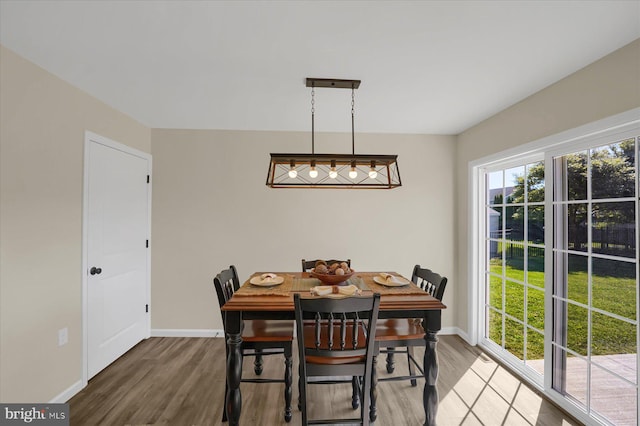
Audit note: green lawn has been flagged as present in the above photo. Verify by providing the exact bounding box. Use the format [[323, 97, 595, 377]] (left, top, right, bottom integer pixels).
[[488, 256, 636, 360]]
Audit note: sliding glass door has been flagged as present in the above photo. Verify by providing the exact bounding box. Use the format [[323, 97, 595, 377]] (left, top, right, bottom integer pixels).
[[551, 137, 637, 425], [477, 122, 639, 425]]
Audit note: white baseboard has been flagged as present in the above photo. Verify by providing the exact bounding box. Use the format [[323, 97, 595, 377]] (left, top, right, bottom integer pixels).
[[439, 326, 473, 345], [50, 380, 83, 403], [439, 326, 458, 335], [150, 329, 225, 338]]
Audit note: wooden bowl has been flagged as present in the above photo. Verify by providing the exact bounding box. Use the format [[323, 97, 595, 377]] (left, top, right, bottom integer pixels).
[[309, 270, 355, 286]]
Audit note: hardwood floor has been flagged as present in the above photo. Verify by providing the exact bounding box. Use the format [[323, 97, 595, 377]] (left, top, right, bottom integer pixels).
[[68, 335, 580, 425]]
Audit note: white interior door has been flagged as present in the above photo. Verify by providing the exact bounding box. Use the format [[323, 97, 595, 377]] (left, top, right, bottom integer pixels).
[[84, 132, 151, 379]]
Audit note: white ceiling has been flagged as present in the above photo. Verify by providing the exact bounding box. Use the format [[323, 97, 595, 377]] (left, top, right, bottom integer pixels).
[[1, 1, 639, 135]]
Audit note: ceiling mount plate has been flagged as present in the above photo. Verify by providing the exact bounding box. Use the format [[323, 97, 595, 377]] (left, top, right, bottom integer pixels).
[[306, 78, 361, 89]]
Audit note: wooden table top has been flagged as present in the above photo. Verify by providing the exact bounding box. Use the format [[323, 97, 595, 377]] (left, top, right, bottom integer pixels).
[[221, 272, 447, 312]]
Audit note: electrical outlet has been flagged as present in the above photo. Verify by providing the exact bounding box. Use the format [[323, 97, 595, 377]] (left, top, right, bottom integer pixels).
[[58, 327, 68, 346]]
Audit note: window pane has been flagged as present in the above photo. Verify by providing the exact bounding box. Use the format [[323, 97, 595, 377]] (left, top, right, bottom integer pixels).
[[506, 205, 524, 241], [527, 247, 544, 287], [592, 312, 636, 357], [567, 254, 588, 305], [505, 243, 525, 281], [560, 349, 588, 409], [488, 274, 502, 310], [487, 206, 503, 240], [505, 166, 524, 204], [505, 280, 524, 321], [527, 161, 545, 202], [526, 329, 544, 375], [488, 170, 504, 204], [556, 301, 588, 356], [527, 287, 544, 330], [592, 258, 636, 320], [592, 201, 636, 258], [591, 139, 635, 199], [564, 152, 588, 201], [505, 317, 524, 359], [489, 242, 503, 276], [488, 309, 502, 344], [554, 203, 587, 252], [528, 205, 544, 244], [591, 364, 637, 426]]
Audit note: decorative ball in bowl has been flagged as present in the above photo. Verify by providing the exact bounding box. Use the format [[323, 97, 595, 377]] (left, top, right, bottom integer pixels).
[[309, 261, 355, 286], [309, 270, 355, 286]]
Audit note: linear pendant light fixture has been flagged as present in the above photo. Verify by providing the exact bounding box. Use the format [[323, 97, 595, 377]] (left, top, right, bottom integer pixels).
[[266, 78, 401, 189]]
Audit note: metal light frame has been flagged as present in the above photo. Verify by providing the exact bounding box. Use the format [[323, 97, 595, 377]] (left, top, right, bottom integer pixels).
[[266, 78, 402, 189]]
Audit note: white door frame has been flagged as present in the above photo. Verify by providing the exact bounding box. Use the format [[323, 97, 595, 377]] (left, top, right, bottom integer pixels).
[[81, 130, 152, 386]]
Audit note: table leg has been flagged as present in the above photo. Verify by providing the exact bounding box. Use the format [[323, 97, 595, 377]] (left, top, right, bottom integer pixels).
[[226, 311, 243, 426], [422, 311, 441, 426]]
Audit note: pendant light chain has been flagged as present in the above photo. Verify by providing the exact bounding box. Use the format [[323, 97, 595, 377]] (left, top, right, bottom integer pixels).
[[311, 85, 315, 155], [351, 86, 355, 155]]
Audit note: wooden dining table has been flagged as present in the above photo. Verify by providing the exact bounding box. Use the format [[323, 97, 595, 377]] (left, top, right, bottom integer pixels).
[[221, 271, 447, 426]]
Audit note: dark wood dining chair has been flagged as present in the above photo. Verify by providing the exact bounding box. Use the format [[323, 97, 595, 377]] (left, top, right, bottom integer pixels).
[[301, 257, 362, 409], [301, 258, 351, 272], [214, 265, 294, 422], [295, 292, 381, 426], [375, 265, 448, 386]]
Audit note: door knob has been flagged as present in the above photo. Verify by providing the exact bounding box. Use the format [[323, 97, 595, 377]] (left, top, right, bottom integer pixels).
[[90, 267, 102, 275]]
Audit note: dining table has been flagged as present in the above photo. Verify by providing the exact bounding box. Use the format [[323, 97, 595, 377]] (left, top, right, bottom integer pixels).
[[221, 271, 447, 426]]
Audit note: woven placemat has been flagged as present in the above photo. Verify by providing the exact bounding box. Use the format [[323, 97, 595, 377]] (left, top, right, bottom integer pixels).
[[356, 273, 428, 296], [234, 274, 294, 296]]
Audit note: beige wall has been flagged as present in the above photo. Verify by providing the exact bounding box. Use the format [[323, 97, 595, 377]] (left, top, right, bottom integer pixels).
[[2, 35, 637, 404], [455, 39, 640, 335], [150, 129, 457, 331], [0, 45, 151, 402]]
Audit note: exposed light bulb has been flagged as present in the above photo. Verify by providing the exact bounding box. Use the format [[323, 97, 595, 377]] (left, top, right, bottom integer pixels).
[[329, 160, 337, 179], [349, 160, 357, 179], [309, 160, 318, 178], [288, 160, 297, 178], [369, 161, 377, 179]]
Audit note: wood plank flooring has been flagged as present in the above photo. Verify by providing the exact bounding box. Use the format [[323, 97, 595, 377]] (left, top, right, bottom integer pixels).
[[68, 335, 581, 425]]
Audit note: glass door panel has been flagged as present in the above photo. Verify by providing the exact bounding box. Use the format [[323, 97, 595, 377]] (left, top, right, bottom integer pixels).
[[483, 161, 546, 378], [552, 137, 638, 425]]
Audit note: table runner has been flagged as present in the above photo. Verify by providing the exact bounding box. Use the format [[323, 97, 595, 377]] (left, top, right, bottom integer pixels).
[[234, 272, 428, 297]]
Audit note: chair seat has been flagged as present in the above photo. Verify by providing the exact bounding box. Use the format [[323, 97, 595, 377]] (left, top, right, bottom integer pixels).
[[242, 320, 294, 342], [374, 318, 425, 341]]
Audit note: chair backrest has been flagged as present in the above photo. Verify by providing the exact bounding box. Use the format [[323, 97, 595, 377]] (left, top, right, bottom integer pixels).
[[213, 265, 240, 309], [411, 265, 448, 302], [294, 293, 380, 363], [301, 259, 351, 272]]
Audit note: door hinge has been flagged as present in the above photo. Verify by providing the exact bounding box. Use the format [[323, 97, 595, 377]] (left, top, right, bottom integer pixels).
[[147, 175, 150, 184], [145, 304, 149, 313], [146, 239, 149, 248]]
